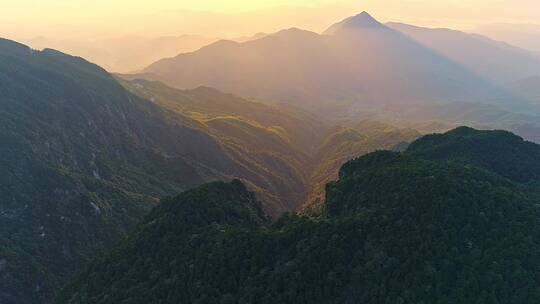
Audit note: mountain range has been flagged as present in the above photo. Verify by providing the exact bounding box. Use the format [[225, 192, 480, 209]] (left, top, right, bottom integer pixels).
[[138, 12, 538, 115]]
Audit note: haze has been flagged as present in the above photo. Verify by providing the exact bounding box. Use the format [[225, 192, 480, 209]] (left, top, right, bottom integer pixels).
[[4, 0, 540, 40], [3, 0, 540, 72]]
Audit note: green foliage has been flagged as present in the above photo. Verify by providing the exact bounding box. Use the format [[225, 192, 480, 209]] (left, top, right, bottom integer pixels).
[[0, 38, 237, 304], [406, 126, 540, 182], [57, 131, 540, 303]]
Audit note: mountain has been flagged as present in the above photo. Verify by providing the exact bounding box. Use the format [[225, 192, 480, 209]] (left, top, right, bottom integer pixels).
[[121, 78, 327, 213], [23, 35, 218, 73], [58, 127, 540, 304], [356, 101, 540, 143], [0, 37, 316, 303], [0, 37, 420, 303], [138, 12, 517, 114], [388, 22, 540, 83], [324, 11, 386, 33]]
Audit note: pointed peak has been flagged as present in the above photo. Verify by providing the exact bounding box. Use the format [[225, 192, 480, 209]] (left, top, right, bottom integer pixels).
[[324, 12, 387, 35], [342, 11, 384, 28], [356, 11, 378, 22]]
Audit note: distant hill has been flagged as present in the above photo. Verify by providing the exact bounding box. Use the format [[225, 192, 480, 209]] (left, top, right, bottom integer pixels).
[[359, 101, 540, 144], [388, 22, 540, 84], [472, 23, 540, 54], [23, 35, 218, 73], [139, 12, 518, 112], [58, 127, 540, 304]]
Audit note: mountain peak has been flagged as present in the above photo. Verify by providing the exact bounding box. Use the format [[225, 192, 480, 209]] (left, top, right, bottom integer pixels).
[[354, 11, 380, 25], [324, 11, 386, 35]]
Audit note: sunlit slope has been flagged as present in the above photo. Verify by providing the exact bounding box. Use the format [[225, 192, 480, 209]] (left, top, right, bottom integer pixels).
[[123, 79, 418, 213], [123, 79, 328, 212]]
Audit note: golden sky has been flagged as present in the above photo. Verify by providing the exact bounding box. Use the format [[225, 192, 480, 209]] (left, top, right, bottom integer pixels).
[[3, 0, 540, 40]]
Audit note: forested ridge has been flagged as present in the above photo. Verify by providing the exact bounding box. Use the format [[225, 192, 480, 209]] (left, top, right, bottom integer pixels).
[[58, 128, 540, 304]]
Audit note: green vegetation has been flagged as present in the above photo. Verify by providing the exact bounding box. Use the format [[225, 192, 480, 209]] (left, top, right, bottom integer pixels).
[[0, 37, 229, 304], [406, 126, 540, 182], [58, 128, 540, 304], [123, 79, 417, 214]]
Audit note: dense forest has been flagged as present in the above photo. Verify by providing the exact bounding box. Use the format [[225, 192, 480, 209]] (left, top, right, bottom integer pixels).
[[58, 128, 540, 304]]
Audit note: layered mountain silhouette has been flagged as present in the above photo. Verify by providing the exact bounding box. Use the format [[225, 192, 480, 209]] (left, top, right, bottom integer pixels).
[[23, 35, 218, 73], [388, 22, 540, 84], [139, 12, 523, 113], [58, 127, 540, 304]]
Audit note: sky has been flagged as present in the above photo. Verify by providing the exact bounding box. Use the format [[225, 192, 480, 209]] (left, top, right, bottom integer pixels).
[[3, 0, 540, 40]]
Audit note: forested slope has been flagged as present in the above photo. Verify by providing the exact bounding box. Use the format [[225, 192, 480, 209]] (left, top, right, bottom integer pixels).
[[58, 128, 540, 304]]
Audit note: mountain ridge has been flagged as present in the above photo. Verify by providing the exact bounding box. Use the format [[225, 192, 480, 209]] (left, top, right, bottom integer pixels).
[[324, 11, 388, 34], [139, 12, 525, 115]]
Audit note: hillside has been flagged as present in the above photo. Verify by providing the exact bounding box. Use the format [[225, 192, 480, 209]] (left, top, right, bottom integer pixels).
[[0, 37, 259, 304], [121, 78, 324, 212], [302, 121, 420, 212], [58, 127, 540, 304], [138, 12, 517, 113]]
